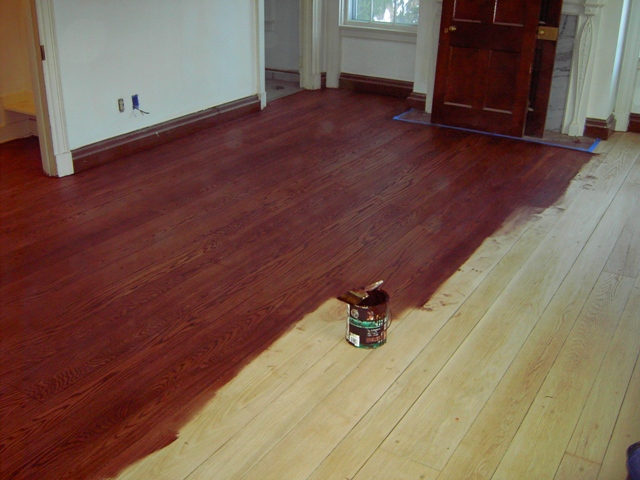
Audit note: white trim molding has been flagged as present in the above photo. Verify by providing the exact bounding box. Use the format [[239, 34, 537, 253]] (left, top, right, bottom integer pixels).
[[256, 0, 267, 108], [339, 25, 417, 44], [25, 0, 56, 176], [562, 1, 605, 136], [35, 0, 74, 176], [614, 0, 640, 131], [340, 0, 420, 33], [301, 0, 323, 90], [325, 0, 342, 89]]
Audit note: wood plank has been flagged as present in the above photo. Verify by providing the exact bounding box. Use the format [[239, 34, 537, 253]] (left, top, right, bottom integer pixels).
[[0, 122, 421, 366], [2, 102, 428, 364], [3, 91, 447, 479], [377, 133, 640, 471], [563, 263, 640, 465], [171, 311, 371, 480], [235, 306, 464, 480], [555, 453, 601, 479], [596, 275, 640, 480], [125, 189, 552, 480], [0, 384, 37, 422], [0, 93, 402, 261], [491, 273, 635, 479], [190, 236, 507, 480], [116, 300, 346, 479], [0, 90, 382, 236], [627, 153, 640, 185], [436, 180, 640, 480], [305, 220, 551, 480], [605, 193, 640, 279], [1, 136, 568, 394], [294, 138, 632, 478], [353, 449, 440, 480]]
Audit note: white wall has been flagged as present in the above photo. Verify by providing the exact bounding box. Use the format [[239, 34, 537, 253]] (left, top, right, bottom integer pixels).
[[52, 0, 260, 150], [265, 0, 300, 72], [327, 4, 418, 84], [340, 32, 416, 82]]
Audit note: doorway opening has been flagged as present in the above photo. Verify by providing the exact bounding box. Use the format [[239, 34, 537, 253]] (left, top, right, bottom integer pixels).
[[0, 0, 38, 147], [264, 0, 303, 102], [1, 0, 58, 177]]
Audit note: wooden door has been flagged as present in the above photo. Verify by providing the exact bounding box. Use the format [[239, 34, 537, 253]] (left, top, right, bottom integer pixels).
[[431, 0, 543, 137]]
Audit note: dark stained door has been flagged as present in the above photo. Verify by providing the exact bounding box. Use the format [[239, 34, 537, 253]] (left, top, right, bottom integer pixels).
[[431, 0, 544, 137]]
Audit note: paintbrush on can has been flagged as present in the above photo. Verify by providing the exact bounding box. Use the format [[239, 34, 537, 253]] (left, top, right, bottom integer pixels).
[[337, 280, 384, 306]]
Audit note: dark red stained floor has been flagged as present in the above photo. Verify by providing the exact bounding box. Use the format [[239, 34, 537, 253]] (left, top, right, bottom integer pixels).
[[0, 89, 592, 479]]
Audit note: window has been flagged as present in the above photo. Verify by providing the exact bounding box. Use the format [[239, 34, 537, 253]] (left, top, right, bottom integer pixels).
[[345, 0, 419, 29]]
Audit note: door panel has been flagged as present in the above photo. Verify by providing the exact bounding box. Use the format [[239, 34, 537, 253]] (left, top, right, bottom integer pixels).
[[495, 0, 527, 25], [432, 0, 543, 137], [453, 0, 482, 21], [485, 52, 519, 112], [445, 48, 480, 107]]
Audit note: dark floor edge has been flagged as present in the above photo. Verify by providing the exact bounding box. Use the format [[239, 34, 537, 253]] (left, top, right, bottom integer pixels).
[[406, 92, 427, 110], [340, 73, 412, 99], [394, 109, 600, 153], [629, 113, 640, 134], [584, 114, 615, 140]]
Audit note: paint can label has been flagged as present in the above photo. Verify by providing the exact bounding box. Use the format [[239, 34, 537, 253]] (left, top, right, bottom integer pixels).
[[346, 314, 390, 348]]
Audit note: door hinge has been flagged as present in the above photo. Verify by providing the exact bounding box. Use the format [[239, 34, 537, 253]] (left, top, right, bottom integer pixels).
[[537, 26, 559, 41], [40, 45, 46, 61]]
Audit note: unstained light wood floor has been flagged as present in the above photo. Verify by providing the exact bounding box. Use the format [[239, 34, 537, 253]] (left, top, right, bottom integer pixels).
[[1, 89, 639, 479]]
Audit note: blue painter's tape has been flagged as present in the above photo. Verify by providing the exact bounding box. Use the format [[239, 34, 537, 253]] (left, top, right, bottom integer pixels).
[[394, 109, 600, 153]]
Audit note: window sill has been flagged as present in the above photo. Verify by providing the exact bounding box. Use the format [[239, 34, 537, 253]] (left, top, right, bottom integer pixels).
[[339, 25, 418, 44]]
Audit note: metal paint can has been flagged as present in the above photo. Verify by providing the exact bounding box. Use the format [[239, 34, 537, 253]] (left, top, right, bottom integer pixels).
[[345, 289, 390, 348]]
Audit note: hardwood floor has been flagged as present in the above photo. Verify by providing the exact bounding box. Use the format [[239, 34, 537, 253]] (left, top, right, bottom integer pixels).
[[1, 89, 638, 479]]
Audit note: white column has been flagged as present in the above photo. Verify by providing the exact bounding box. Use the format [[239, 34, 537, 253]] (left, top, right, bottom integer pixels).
[[325, 0, 341, 88], [614, 0, 640, 131], [562, 2, 604, 136], [300, 0, 323, 90]]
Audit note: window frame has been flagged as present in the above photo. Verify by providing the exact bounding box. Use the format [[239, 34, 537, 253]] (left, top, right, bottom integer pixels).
[[340, 0, 420, 34]]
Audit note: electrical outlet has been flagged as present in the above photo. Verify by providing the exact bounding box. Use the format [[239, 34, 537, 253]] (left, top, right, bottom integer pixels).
[[118, 98, 125, 112], [132, 94, 140, 110]]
